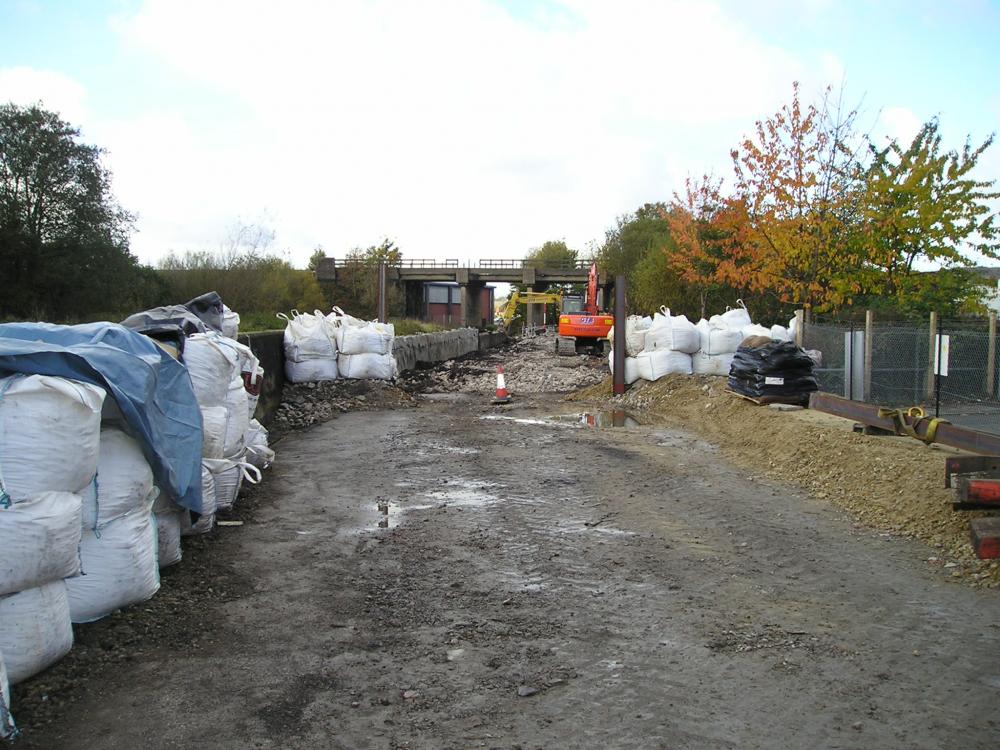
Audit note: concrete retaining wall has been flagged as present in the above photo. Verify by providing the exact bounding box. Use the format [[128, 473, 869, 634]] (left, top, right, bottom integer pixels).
[[242, 327, 506, 425]]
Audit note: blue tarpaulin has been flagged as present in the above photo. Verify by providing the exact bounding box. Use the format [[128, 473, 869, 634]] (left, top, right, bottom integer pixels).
[[0, 322, 203, 512]]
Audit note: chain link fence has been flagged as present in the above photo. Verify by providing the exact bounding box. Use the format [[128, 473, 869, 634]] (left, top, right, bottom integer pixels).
[[803, 314, 1000, 435]]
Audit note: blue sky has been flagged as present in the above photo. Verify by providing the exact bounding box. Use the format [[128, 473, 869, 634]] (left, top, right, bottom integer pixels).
[[1, 0, 998, 268]]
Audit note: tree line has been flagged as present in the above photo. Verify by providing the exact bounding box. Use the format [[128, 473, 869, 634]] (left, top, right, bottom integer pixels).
[[2, 91, 997, 328]]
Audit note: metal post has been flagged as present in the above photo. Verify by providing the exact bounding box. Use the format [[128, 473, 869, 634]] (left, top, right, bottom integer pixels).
[[926, 311, 938, 401], [863, 309, 874, 402], [847, 321, 854, 400], [613, 276, 626, 395], [988, 311, 997, 399], [935, 316, 943, 418], [794, 310, 805, 348], [377, 262, 388, 323]]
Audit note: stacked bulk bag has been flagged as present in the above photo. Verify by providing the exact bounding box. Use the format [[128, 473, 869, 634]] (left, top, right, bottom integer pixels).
[[607, 351, 642, 385], [279, 311, 338, 383], [221, 304, 240, 339], [644, 307, 700, 354], [0, 582, 74, 685], [183, 464, 217, 535], [1, 649, 15, 739], [153, 494, 183, 569], [204, 458, 261, 512], [635, 349, 693, 379], [727, 339, 818, 403], [691, 351, 735, 376], [68, 427, 160, 622], [0, 373, 105, 682], [0, 493, 83, 596], [330, 308, 397, 380], [245, 419, 275, 470], [607, 316, 652, 357]]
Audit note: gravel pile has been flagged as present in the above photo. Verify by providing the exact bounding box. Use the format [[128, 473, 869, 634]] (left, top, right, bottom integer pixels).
[[270, 378, 418, 434]]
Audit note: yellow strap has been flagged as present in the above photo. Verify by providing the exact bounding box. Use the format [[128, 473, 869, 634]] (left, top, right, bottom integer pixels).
[[875, 406, 949, 445]]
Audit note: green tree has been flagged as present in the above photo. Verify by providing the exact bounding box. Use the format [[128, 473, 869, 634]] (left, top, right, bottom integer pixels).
[[325, 239, 404, 318], [0, 103, 159, 319], [524, 239, 577, 268], [853, 119, 999, 311]]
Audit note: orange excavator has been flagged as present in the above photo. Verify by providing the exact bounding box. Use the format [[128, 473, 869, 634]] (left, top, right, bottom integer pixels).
[[556, 263, 613, 355]]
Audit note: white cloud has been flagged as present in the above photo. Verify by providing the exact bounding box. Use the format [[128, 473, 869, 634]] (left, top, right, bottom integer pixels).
[[876, 105, 923, 146], [109, 0, 818, 266], [0, 66, 88, 124]]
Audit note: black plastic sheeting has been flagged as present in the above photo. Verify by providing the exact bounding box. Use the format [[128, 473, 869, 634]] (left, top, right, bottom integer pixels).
[[728, 340, 818, 401]]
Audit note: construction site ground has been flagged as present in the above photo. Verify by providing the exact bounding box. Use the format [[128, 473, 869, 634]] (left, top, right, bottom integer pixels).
[[9, 332, 1000, 749]]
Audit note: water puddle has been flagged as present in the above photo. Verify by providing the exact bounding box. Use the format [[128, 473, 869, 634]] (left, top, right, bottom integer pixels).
[[422, 479, 502, 508], [374, 500, 436, 529], [479, 415, 555, 427], [553, 411, 639, 429], [415, 442, 480, 456]]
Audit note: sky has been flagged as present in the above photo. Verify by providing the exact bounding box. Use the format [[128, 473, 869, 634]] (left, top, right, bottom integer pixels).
[[1, 0, 999, 269]]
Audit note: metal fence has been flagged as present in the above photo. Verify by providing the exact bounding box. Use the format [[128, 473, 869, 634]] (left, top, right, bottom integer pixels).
[[803, 314, 1000, 435]]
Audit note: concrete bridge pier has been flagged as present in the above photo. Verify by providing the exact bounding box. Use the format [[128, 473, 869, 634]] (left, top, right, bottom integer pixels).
[[457, 269, 486, 328]]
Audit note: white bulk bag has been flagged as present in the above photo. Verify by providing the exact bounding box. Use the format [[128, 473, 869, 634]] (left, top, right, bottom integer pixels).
[[0, 375, 104, 501], [740, 323, 773, 339], [338, 322, 394, 356], [636, 349, 693, 380], [339, 352, 397, 380], [770, 324, 790, 341], [608, 316, 651, 358], [81, 428, 157, 531], [245, 419, 275, 471], [607, 352, 642, 385], [1, 648, 15, 740], [278, 311, 337, 362], [285, 357, 338, 383], [645, 308, 700, 354], [182, 464, 217, 536], [710, 300, 752, 331], [0, 581, 74, 684], [788, 315, 799, 343], [0, 492, 82, 596], [221, 305, 240, 339], [184, 333, 240, 407], [201, 406, 228, 460], [696, 319, 744, 355], [692, 352, 736, 376], [204, 457, 261, 511], [222, 378, 250, 459], [154, 509, 183, 568], [68, 507, 159, 623]]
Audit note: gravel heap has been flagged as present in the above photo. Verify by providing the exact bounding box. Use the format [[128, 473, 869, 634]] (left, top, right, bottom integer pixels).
[[399, 330, 608, 395], [270, 378, 418, 434]]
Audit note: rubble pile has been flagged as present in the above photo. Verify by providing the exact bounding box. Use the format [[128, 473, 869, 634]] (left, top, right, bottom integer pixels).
[[271, 379, 418, 433]]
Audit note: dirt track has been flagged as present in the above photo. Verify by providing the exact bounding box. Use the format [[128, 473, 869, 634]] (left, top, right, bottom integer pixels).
[[13, 387, 1000, 749]]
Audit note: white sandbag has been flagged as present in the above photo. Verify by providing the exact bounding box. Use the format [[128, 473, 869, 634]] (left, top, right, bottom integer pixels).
[[710, 300, 752, 330], [741, 323, 773, 339], [691, 352, 736, 376], [1, 648, 15, 740], [770, 324, 790, 341], [0, 581, 73, 685], [184, 333, 240, 407], [245, 420, 275, 471], [636, 349, 693, 380], [645, 308, 700, 354], [339, 352, 397, 380], [338, 322, 394, 356], [278, 311, 338, 362], [154, 509, 182, 568], [204, 456, 261, 511], [0, 375, 104, 501], [0, 492, 82, 596], [284, 357, 339, 383], [222, 378, 250, 459], [201, 406, 228, 460], [608, 315, 652, 357], [182, 465, 217, 536], [788, 315, 799, 343], [80, 428, 157, 531], [68, 507, 159, 623], [607, 352, 642, 385], [696, 319, 744, 355], [221, 305, 240, 339]]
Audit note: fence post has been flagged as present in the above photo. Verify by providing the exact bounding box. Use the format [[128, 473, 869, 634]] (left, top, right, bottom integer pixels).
[[794, 309, 805, 348], [988, 312, 997, 399], [863, 309, 874, 401], [926, 311, 938, 401]]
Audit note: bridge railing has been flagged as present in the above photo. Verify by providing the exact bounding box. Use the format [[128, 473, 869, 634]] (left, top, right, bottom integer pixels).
[[324, 258, 591, 271]]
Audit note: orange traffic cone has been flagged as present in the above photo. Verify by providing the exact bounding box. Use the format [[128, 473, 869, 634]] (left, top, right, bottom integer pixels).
[[493, 365, 511, 404]]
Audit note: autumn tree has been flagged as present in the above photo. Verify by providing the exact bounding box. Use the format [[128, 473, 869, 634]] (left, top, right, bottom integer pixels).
[[326, 239, 404, 318], [730, 82, 862, 311]]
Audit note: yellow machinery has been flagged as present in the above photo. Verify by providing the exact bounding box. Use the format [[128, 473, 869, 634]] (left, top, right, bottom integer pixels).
[[497, 291, 563, 333]]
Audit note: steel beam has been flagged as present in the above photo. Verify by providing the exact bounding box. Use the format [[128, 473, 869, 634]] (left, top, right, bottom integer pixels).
[[809, 391, 1000, 455]]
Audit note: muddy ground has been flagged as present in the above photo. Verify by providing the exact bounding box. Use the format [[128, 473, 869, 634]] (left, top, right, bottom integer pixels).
[[8, 334, 1000, 749]]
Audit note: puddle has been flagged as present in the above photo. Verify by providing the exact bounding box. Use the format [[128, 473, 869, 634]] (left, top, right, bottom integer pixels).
[[553, 411, 639, 429], [374, 500, 436, 529], [421, 479, 502, 508], [415, 442, 480, 456], [479, 415, 555, 427]]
